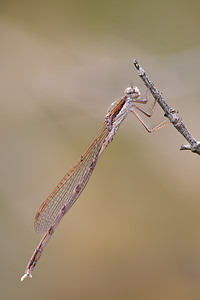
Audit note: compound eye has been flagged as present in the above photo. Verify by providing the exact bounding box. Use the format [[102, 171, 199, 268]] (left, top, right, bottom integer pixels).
[[124, 86, 141, 98], [124, 87, 133, 95], [133, 86, 141, 97]]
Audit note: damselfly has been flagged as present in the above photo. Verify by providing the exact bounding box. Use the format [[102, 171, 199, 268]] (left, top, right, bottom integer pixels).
[[21, 85, 169, 281]]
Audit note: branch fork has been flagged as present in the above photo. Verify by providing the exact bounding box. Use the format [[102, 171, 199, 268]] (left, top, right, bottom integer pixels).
[[133, 59, 200, 155]]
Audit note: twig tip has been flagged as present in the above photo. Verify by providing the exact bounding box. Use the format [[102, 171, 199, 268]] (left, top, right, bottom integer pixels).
[[133, 59, 145, 76]]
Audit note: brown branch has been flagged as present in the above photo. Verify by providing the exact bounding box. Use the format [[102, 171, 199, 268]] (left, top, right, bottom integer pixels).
[[133, 59, 200, 155]]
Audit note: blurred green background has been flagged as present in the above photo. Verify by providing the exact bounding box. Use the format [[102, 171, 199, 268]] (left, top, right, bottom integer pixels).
[[1, 0, 200, 299]]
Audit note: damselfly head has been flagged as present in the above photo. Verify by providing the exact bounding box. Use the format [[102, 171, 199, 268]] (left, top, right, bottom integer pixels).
[[124, 86, 141, 99]]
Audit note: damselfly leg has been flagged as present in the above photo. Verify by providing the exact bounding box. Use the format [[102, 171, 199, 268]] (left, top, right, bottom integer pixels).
[[131, 89, 170, 132]]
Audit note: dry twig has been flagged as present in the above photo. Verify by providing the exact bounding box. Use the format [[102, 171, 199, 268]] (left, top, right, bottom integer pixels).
[[133, 59, 200, 155]]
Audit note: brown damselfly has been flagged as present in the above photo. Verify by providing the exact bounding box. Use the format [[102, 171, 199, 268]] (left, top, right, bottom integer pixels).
[[21, 85, 169, 281]]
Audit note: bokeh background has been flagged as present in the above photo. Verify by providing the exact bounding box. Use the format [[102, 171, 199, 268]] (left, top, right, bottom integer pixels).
[[1, 1, 200, 299]]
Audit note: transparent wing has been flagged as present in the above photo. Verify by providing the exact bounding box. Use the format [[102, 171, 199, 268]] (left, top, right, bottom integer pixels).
[[34, 123, 109, 233]]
